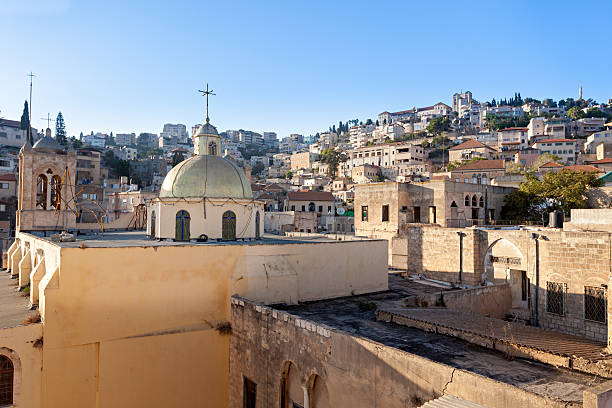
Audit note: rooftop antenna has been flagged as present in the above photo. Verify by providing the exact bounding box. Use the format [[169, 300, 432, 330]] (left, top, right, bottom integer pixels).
[[28, 72, 35, 145], [198, 83, 215, 123], [41, 112, 55, 129]]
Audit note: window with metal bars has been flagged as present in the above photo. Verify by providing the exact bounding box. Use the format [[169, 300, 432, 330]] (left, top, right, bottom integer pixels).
[[0, 355, 13, 406], [585, 286, 606, 323], [546, 281, 565, 316]]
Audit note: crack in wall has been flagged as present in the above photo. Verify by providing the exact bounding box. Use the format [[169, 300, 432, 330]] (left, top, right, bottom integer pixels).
[[441, 368, 456, 396]]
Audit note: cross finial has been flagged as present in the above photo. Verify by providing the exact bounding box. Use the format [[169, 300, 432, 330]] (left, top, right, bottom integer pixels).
[[198, 83, 216, 123]]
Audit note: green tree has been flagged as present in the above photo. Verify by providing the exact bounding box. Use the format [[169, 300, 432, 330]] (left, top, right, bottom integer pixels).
[[285, 170, 293, 179], [55, 112, 67, 145], [501, 170, 603, 221], [365, 119, 373, 126], [20, 101, 32, 144], [321, 148, 347, 179], [252, 161, 265, 176], [426, 117, 451, 136], [567, 106, 584, 120], [374, 169, 385, 182], [531, 153, 562, 170], [171, 151, 185, 167]]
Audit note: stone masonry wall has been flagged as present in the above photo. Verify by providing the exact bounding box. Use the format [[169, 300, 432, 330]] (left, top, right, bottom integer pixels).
[[393, 225, 610, 342], [229, 296, 571, 408]]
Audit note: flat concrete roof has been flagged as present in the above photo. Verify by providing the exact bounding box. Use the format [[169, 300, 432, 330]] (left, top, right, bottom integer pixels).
[[275, 274, 607, 405], [24, 231, 378, 249], [0, 271, 38, 329]]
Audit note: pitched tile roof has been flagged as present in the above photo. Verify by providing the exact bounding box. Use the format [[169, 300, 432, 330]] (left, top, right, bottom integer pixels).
[[564, 164, 603, 173], [539, 161, 563, 168], [288, 191, 335, 201], [534, 138, 575, 143], [450, 139, 495, 151], [452, 159, 505, 171], [590, 158, 612, 164], [500, 127, 528, 132]]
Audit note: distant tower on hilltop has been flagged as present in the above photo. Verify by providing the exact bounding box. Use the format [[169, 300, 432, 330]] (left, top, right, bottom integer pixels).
[[579, 85, 583, 100]]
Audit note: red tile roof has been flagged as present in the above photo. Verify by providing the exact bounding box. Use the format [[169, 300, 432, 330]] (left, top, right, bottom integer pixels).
[[539, 161, 563, 168], [591, 158, 612, 164], [288, 191, 335, 201], [564, 165, 603, 173], [500, 127, 528, 132], [450, 139, 495, 151], [0, 174, 16, 181], [256, 192, 274, 199], [452, 159, 505, 171], [501, 142, 521, 145], [534, 138, 575, 143]]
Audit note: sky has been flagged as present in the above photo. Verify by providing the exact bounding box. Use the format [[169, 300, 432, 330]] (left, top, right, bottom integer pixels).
[[1, 0, 611, 139]]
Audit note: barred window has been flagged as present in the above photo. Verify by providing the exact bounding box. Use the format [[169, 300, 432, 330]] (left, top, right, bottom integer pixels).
[[0, 355, 13, 406], [585, 286, 606, 323], [546, 282, 565, 316]]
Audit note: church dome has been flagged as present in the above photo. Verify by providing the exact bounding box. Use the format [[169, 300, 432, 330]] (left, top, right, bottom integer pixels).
[[195, 122, 218, 136], [33, 136, 64, 152], [159, 155, 253, 199]]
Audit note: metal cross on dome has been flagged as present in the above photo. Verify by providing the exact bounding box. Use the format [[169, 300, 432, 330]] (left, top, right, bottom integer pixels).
[[198, 83, 216, 123]]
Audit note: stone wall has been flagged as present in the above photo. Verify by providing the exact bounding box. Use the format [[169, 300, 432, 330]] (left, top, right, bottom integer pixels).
[[229, 296, 572, 408], [392, 225, 611, 342], [405, 284, 512, 319]]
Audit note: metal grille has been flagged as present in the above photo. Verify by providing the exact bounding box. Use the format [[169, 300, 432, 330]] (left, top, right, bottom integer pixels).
[[546, 282, 565, 316], [0, 355, 13, 405], [585, 286, 606, 323]]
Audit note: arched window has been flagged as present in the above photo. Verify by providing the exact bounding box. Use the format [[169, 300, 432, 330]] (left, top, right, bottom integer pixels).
[[472, 196, 477, 207], [482, 174, 487, 185], [175, 210, 190, 241], [150, 210, 156, 238], [450, 201, 458, 208], [308, 202, 316, 212], [479, 196, 484, 208], [36, 175, 48, 210], [308, 374, 330, 408], [222, 210, 236, 241], [50, 175, 62, 210], [280, 362, 303, 408], [465, 195, 470, 206], [208, 141, 217, 156], [0, 355, 13, 405]]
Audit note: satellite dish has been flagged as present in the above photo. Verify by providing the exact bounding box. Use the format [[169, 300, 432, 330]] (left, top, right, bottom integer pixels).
[[337, 208, 346, 215]]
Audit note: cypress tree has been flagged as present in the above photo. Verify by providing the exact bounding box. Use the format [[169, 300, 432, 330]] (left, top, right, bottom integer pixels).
[[20, 101, 30, 130], [55, 112, 67, 145]]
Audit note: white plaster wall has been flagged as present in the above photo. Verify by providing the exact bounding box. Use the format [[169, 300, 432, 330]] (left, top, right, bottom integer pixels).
[[150, 198, 264, 240]]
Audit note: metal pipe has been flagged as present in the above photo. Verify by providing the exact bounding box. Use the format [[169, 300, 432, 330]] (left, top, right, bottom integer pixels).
[[532, 233, 539, 327]]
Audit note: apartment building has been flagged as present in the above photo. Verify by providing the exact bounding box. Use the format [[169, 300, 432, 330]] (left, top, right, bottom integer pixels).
[[348, 124, 375, 149], [449, 139, 498, 162], [290, 151, 318, 170], [263, 132, 278, 148], [115, 133, 136, 146], [584, 130, 612, 153], [161, 123, 188, 143], [532, 138, 577, 164], [528, 117, 568, 140], [498, 127, 528, 150], [570, 117, 606, 137], [378, 102, 452, 125], [0, 119, 38, 148], [83, 133, 106, 148], [372, 123, 405, 144], [452, 91, 473, 115]]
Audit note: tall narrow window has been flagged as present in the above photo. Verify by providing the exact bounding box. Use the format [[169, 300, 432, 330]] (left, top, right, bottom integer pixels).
[[243, 377, 257, 408], [50, 175, 62, 210], [471, 196, 477, 207], [465, 195, 470, 206], [546, 282, 565, 316], [585, 286, 606, 323], [0, 355, 13, 406], [382, 205, 389, 222], [36, 174, 48, 210], [208, 141, 217, 156], [479, 196, 484, 208], [361, 206, 368, 221]]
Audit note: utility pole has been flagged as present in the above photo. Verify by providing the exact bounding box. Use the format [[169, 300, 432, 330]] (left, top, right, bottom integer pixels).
[[28, 72, 35, 145]]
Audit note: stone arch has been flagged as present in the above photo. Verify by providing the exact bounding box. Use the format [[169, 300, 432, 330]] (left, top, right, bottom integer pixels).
[[484, 238, 525, 282], [36, 174, 48, 210], [471, 195, 477, 207], [0, 347, 21, 406], [464, 195, 470, 206], [450, 201, 458, 208], [307, 373, 330, 408], [280, 361, 303, 408], [308, 202, 316, 212], [50, 175, 62, 210]]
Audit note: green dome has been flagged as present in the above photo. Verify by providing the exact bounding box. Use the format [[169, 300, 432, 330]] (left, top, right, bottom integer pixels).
[[159, 155, 253, 199]]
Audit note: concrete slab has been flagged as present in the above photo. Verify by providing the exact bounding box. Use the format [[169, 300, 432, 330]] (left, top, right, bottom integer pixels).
[[0, 269, 37, 329]]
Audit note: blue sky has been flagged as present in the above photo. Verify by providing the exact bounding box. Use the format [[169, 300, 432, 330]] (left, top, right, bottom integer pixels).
[[1, 0, 611, 139]]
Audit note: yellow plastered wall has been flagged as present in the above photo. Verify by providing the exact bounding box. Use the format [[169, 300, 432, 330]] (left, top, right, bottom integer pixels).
[[15, 233, 387, 408]]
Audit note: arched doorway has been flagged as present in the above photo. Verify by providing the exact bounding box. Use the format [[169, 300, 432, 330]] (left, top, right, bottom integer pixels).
[[280, 362, 303, 408], [222, 210, 236, 241], [308, 374, 330, 408], [484, 239, 527, 312], [150, 210, 156, 238], [175, 210, 190, 241], [255, 211, 260, 239], [0, 355, 13, 405]]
